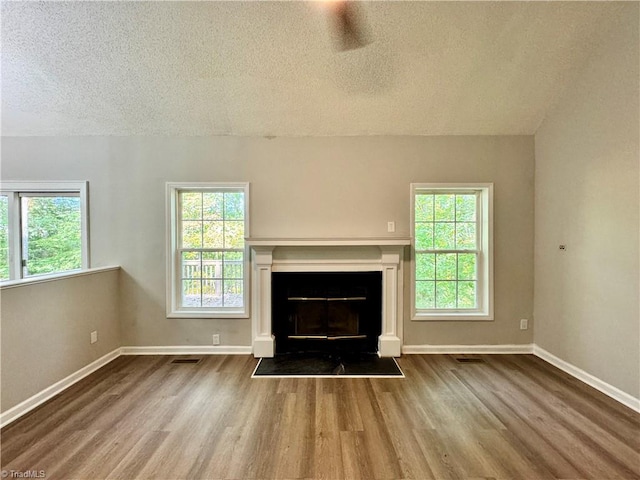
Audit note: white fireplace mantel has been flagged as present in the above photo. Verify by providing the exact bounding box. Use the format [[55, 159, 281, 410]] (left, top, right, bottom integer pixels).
[[247, 237, 410, 358], [246, 237, 412, 247]]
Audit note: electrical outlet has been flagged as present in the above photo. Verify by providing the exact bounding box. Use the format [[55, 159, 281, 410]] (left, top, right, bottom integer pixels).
[[90, 330, 98, 344], [387, 221, 396, 233], [520, 319, 528, 330], [212, 334, 220, 345]]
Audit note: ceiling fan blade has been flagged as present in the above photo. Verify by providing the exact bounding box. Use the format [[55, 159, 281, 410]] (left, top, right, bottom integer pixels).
[[330, 1, 371, 51]]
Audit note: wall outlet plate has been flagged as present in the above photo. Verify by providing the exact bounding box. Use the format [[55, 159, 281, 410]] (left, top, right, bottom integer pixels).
[[520, 319, 528, 330], [387, 221, 396, 233], [90, 330, 98, 344], [212, 334, 220, 345]]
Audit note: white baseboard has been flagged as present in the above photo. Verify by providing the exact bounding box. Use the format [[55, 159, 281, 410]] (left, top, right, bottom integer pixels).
[[120, 345, 253, 355], [0, 348, 121, 429], [402, 344, 534, 354], [533, 345, 640, 413]]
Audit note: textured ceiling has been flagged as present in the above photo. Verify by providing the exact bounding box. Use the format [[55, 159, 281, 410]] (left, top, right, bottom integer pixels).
[[0, 1, 629, 136]]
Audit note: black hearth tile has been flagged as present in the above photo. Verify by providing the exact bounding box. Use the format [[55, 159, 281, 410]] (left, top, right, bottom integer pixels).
[[343, 356, 403, 376], [252, 353, 403, 377]]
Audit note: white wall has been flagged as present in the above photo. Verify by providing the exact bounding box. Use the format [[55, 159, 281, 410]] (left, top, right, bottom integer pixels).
[[1, 268, 121, 412], [534, 5, 639, 399], [1, 135, 534, 349]]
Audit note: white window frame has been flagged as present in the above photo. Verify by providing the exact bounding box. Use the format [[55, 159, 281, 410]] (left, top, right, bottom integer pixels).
[[166, 182, 250, 319], [410, 183, 493, 321], [0, 181, 90, 283]]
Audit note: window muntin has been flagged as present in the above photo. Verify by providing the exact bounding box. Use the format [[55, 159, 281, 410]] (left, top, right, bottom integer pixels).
[[414, 192, 479, 309], [0, 182, 89, 283], [167, 183, 250, 318], [179, 191, 245, 309], [411, 184, 493, 320]]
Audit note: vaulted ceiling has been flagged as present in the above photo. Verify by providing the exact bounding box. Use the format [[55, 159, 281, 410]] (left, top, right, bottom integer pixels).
[[1, 1, 628, 136]]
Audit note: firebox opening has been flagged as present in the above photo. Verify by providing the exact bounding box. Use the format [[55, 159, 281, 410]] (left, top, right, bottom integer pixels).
[[272, 271, 382, 355]]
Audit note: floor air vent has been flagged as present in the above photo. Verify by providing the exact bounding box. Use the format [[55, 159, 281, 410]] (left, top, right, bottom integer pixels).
[[455, 357, 485, 364], [170, 358, 202, 365]]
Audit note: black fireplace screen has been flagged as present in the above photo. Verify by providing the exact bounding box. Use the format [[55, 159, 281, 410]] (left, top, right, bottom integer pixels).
[[272, 272, 382, 354]]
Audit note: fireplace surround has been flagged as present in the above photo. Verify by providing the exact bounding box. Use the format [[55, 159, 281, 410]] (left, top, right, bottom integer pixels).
[[247, 238, 409, 357]]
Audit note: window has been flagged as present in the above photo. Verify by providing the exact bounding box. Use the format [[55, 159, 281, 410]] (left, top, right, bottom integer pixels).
[[411, 183, 493, 320], [0, 182, 89, 282], [167, 183, 250, 318]]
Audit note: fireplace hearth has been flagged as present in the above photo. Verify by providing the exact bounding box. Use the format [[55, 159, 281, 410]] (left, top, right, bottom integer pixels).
[[272, 272, 382, 354]]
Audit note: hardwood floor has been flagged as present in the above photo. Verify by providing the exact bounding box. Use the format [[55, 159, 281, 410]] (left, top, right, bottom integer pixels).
[[2, 354, 639, 479]]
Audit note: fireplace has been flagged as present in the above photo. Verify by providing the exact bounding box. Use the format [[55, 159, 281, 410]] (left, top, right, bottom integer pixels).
[[272, 271, 382, 354], [247, 238, 409, 358]]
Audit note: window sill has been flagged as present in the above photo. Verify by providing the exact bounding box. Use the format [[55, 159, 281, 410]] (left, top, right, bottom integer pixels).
[[412, 312, 494, 322], [0, 266, 121, 290], [167, 311, 249, 320]]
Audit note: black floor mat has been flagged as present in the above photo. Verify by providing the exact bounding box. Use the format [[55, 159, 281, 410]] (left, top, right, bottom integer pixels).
[[252, 353, 403, 377]]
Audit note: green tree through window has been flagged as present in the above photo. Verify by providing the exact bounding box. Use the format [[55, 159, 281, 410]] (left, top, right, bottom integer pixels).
[[167, 182, 249, 318], [179, 191, 245, 308], [0, 196, 9, 280], [1, 182, 88, 282], [412, 183, 493, 320], [22, 196, 82, 276], [415, 193, 478, 309]]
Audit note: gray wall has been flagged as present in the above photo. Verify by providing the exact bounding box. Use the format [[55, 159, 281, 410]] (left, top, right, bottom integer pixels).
[[1, 135, 534, 348], [534, 6, 639, 398], [1, 268, 121, 411]]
